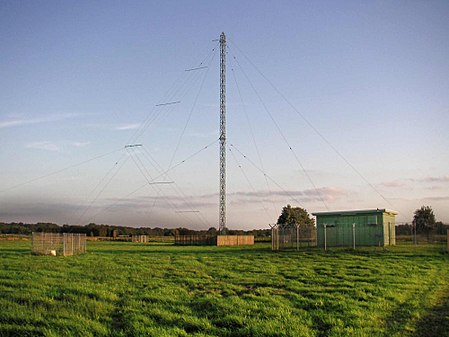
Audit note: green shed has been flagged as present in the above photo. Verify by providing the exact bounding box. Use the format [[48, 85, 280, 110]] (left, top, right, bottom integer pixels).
[[313, 209, 398, 248]]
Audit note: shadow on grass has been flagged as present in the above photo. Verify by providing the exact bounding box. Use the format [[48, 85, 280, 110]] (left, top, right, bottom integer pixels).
[[412, 291, 449, 337], [384, 285, 449, 337]]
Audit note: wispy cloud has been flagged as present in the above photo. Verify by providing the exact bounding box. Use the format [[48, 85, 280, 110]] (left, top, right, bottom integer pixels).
[[420, 175, 449, 183], [228, 187, 347, 204], [103, 194, 217, 210], [0, 113, 80, 129], [409, 175, 449, 183], [379, 175, 449, 188], [423, 195, 449, 201], [100, 187, 347, 215], [0, 120, 28, 128], [25, 141, 61, 152], [115, 123, 141, 131], [70, 141, 90, 148], [379, 180, 405, 188]]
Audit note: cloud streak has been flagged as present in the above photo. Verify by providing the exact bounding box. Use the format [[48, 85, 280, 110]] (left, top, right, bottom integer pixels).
[[0, 113, 80, 129], [379, 180, 405, 188], [102, 187, 347, 211], [25, 141, 61, 152], [2, 187, 448, 228], [70, 142, 91, 148], [229, 187, 347, 204], [115, 123, 141, 131], [419, 175, 449, 183], [379, 175, 449, 189], [423, 195, 449, 201]]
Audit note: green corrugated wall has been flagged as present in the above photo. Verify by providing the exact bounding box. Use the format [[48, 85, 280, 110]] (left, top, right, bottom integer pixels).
[[316, 211, 395, 247]]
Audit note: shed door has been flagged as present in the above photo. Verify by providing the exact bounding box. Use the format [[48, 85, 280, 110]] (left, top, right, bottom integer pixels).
[[326, 226, 338, 247]]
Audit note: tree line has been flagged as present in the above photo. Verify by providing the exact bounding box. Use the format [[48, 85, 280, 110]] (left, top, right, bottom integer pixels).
[[396, 205, 448, 236], [1, 205, 446, 237], [0, 222, 271, 238]]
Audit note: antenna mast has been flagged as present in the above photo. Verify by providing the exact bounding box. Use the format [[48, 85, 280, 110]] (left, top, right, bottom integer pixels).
[[219, 32, 226, 234]]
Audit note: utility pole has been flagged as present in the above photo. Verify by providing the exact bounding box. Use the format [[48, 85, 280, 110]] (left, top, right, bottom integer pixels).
[[219, 32, 226, 234]]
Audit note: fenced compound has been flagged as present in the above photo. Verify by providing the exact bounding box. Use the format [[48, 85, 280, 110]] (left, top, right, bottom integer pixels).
[[175, 235, 255, 246], [175, 235, 216, 246], [271, 224, 316, 251], [32, 232, 87, 256], [132, 235, 148, 243], [394, 224, 448, 251]]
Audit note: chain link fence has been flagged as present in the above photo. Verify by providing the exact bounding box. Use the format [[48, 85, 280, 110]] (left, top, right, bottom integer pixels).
[[271, 224, 316, 251], [32, 232, 87, 256]]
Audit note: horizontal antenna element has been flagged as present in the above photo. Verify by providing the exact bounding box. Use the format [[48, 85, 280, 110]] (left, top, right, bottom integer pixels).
[[156, 101, 181, 107], [148, 181, 174, 185], [124, 144, 143, 148], [185, 66, 208, 72]]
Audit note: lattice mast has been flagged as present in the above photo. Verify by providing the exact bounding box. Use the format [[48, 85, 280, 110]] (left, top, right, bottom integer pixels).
[[219, 32, 227, 234]]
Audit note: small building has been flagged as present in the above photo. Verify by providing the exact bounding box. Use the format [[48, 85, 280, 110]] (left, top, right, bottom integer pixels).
[[175, 235, 254, 246], [132, 235, 148, 243], [313, 209, 398, 248]]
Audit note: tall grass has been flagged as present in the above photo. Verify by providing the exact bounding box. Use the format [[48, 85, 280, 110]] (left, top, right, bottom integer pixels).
[[0, 241, 448, 336]]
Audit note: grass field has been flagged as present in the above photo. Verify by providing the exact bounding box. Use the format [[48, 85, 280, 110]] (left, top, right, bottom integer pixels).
[[0, 240, 448, 337]]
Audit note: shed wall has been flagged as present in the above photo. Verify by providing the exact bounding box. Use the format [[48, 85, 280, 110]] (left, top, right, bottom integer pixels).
[[316, 211, 395, 247], [216, 235, 254, 246], [175, 235, 254, 246], [383, 213, 396, 245]]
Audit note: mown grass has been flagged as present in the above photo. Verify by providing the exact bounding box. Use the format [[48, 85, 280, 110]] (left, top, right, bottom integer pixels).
[[0, 241, 448, 337]]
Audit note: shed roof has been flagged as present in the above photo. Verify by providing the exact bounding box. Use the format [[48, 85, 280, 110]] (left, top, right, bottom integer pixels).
[[312, 209, 398, 217]]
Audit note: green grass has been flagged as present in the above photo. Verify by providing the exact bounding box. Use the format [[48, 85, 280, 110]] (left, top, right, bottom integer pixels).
[[0, 241, 448, 337]]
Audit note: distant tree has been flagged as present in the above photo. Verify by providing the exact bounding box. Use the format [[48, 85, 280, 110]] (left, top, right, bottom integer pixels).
[[252, 229, 271, 237], [153, 227, 164, 236], [396, 223, 413, 236], [178, 227, 194, 235], [163, 228, 176, 236], [228, 229, 244, 235], [435, 221, 448, 235], [277, 205, 315, 228], [207, 227, 217, 236], [413, 206, 436, 236], [99, 225, 109, 237]]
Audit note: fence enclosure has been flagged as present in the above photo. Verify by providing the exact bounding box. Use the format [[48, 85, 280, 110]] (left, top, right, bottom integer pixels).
[[132, 235, 148, 243], [32, 232, 87, 256], [271, 224, 316, 251]]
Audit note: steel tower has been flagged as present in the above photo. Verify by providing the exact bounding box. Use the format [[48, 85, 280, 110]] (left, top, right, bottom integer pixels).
[[219, 32, 226, 234]]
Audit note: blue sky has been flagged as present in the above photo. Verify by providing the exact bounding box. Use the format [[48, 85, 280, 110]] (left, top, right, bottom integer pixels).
[[1, 0, 448, 229]]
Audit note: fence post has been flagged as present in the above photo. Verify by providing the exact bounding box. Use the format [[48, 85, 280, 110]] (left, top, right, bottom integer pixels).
[[324, 224, 327, 251], [275, 225, 279, 251], [413, 221, 417, 245], [296, 224, 299, 251], [352, 223, 356, 250]]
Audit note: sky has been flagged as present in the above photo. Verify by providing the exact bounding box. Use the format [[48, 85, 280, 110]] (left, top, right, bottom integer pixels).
[[1, 0, 448, 229]]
